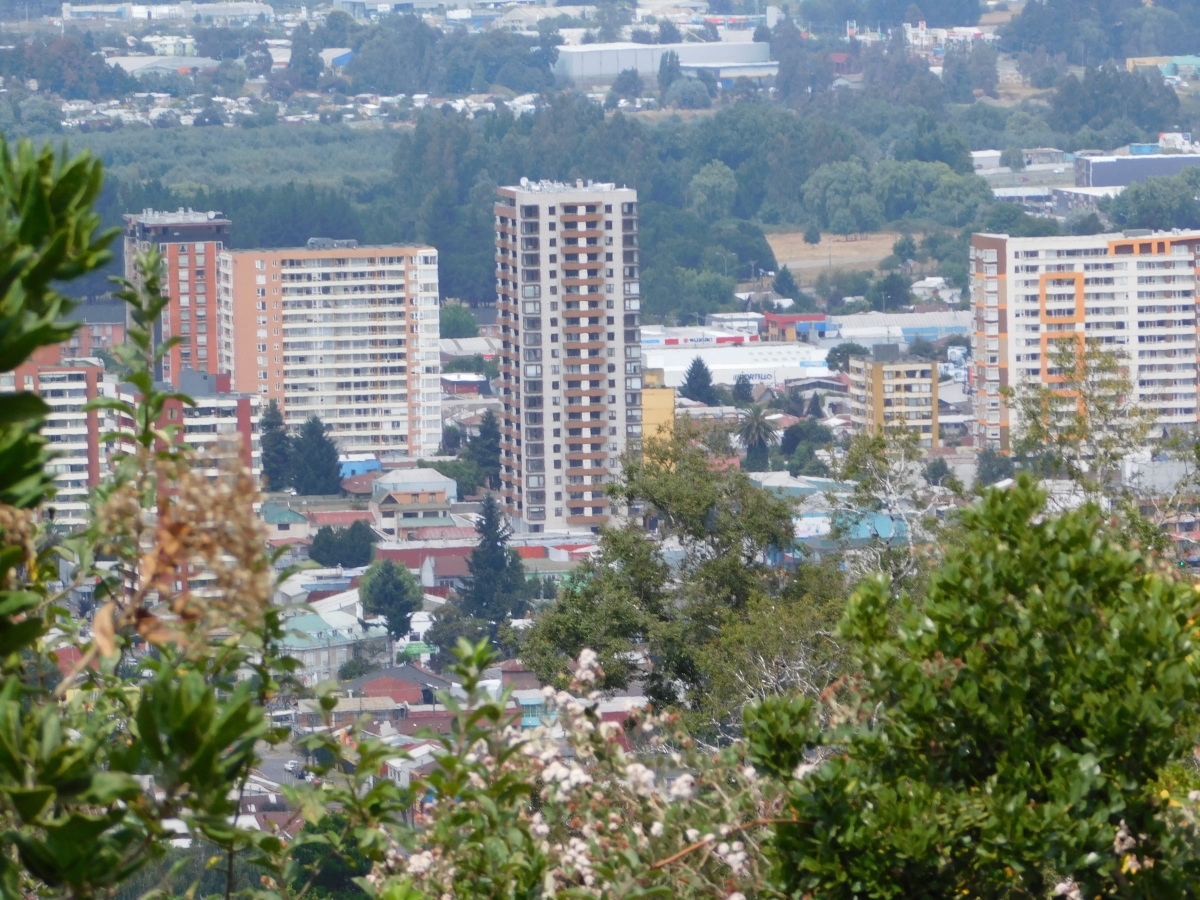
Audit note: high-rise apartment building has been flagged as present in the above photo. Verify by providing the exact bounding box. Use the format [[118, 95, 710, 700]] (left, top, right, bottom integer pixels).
[[846, 344, 939, 446], [1, 353, 131, 529], [217, 239, 442, 455], [123, 209, 232, 386], [494, 179, 643, 533], [971, 229, 1200, 452]]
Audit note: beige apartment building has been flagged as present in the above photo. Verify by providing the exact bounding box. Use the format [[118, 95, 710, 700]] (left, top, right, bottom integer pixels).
[[970, 229, 1200, 452], [217, 239, 442, 455], [847, 344, 939, 447], [123, 209, 232, 386], [495, 179, 643, 533]]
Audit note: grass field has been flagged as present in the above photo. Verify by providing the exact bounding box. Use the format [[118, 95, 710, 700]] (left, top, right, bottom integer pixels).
[[767, 230, 906, 284]]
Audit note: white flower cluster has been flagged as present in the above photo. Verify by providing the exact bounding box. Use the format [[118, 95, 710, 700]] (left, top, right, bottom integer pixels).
[[715, 840, 748, 874], [669, 773, 695, 801], [559, 836, 597, 887], [625, 762, 657, 796], [406, 851, 435, 876]]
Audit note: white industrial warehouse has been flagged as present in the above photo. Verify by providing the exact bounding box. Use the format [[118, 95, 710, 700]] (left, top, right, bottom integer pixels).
[[553, 40, 775, 85], [643, 343, 829, 388]]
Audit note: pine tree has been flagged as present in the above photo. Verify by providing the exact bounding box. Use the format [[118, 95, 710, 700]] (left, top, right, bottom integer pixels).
[[806, 392, 823, 419], [291, 415, 342, 495], [260, 399, 291, 491], [732, 374, 754, 406], [459, 494, 531, 628], [463, 409, 501, 489], [680, 356, 718, 406], [361, 558, 423, 640], [773, 265, 799, 299], [658, 50, 681, 93]]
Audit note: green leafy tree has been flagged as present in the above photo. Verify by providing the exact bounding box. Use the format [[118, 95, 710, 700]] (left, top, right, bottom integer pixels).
[[544, 421, 834, 732], [337, 657, 381, 681], [976, 446, 1014, 486], [259, 399, 291, 491], [440, 304, 479, 339], [308, 519, 377, 568], [288, 21, 324, 89], [521, 525, 668, 692], [738, 404, 780, 472], [444, 353, 500, 379], [892, 233, 918, 260], [868, 272, 912, 312], [611, 67, 643, 98], [1005, 337, 1155, 498], [803, 223, 822, 245], [665, 78, 712, 109], [687, 160, 737, 221], [360, 558, 423, 640], [440, 423, 463, 455], [291, 415, 342, 495], [290, 813, 372, 892], [1000, 144, 1026, 171], [748, 478, 1200, 900], [1105, 169, 1200, 231], [907, 336, 936, 359], [825, 341, 868, 372], [680, 355, 719, 405], [921, 455, 959, 489]]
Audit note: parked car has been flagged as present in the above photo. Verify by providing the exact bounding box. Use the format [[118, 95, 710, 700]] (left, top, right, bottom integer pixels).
[[284, 760, 299, 773]]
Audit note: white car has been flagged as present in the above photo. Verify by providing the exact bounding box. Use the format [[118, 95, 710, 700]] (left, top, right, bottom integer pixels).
[[284, 760, 299, 773]]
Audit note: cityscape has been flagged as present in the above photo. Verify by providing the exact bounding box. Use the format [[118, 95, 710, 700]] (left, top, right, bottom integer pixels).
[[5, 0, 1200, 896]]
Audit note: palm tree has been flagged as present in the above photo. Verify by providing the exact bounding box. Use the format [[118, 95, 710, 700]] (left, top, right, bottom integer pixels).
[[737, 404, 779, 472]]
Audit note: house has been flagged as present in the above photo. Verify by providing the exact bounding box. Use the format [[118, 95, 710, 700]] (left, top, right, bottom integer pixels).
[[261, 504, 310, 542], [296, 695, 406, 731], [384, 741, 443, 788], [496, 658, 540, 690], [339, 664, 455, 706], [441, 372, 491, 395], [341, 470, 382, 497], [751, 384, 777, 404], [370, 468, 459, 538], [339, 454, 382, 479], [279, 610, 391, 687], [420, 554, 473, 593]]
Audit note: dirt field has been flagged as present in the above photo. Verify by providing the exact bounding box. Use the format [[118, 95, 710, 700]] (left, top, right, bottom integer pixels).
[[767, 230, 907, 284]]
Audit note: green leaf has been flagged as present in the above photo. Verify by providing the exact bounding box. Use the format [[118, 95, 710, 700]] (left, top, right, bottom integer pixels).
[[7, 786, 55, 823]]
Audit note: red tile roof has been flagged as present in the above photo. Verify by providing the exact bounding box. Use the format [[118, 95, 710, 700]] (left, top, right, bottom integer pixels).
[[434, 555, 473, 578], [307, 509, 374, 527], [341, 471, 382, 495]]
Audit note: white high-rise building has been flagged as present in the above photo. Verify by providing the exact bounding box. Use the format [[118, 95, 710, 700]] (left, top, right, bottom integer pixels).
[[217, 240, 442, 456], [494, 179, 643, 533], [971, 229, 1200, 452]]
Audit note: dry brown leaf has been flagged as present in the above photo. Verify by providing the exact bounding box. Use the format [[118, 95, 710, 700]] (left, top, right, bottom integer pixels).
[[94, 601, 116, 656], [134, 609, 176, 647]]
